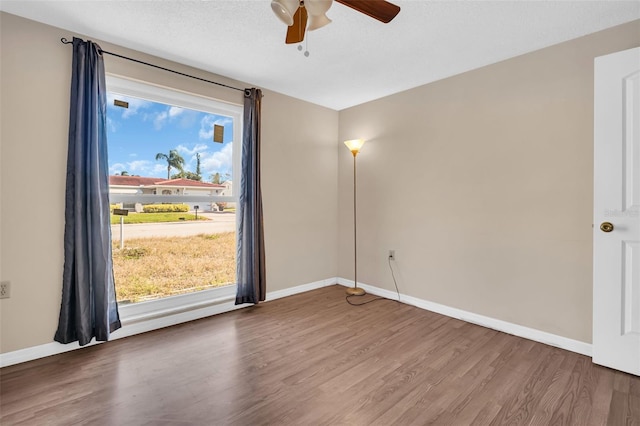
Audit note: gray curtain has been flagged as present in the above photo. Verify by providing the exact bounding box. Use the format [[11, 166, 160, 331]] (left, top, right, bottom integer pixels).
[[54, 37, 121, 345], [235, 88, 266, 304]]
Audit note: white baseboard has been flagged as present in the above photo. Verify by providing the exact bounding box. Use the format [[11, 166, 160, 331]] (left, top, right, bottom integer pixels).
[[266, 277, 336, 301], [2, 277, 590, 367], [337, 278, 592, 357], [0, 278, 336, 368]]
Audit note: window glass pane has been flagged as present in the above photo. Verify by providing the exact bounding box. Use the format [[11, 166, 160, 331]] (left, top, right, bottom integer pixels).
[[106, 79, 240, 305]]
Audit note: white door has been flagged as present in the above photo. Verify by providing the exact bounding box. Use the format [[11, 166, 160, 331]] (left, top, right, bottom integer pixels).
[[593, 47, 640, 376]]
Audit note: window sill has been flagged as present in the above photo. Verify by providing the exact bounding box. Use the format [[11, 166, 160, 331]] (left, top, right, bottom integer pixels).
[[119, 284, 237, 325]]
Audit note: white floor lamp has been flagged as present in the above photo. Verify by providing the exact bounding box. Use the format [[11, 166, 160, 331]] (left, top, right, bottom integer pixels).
[[344, 139, 366, 296]]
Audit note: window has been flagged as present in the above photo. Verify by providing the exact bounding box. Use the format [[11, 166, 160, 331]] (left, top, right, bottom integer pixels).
[[106, 76, 242, 315]]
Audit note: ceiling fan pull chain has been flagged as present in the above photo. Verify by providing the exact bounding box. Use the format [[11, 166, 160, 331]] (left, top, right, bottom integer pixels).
[[301, 1, 310, 55], [296, 36, 310, 57]]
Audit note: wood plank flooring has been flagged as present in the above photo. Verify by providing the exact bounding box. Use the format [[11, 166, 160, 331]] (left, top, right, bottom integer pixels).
[[1, 285, 639, 425]]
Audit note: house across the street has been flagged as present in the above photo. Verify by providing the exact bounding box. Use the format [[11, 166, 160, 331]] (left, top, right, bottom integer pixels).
[[109, 175, 232, 211]]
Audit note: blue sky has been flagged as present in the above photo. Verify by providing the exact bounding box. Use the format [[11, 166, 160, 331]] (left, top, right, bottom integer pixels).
[[106, 93, 234, 181]]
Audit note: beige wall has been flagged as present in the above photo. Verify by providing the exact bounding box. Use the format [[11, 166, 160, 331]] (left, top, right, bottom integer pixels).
[[0, 12, 338, 354], [2, 11, 638, 356], [338, 20, 640, 344]]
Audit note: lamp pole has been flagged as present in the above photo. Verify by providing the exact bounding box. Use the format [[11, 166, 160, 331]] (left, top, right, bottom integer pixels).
[[344, 139, 366, 296], [353, 153, 360, 292]]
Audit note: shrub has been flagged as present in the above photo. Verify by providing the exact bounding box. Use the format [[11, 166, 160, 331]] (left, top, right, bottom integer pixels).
[[142, 203, 189, 213], [119, 247, 149, 260]]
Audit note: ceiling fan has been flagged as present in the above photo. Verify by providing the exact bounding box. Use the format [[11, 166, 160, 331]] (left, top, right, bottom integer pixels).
[[271, 0, 401, 44]]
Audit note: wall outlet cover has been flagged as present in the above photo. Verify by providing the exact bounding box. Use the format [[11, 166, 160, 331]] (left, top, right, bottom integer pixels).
[[0, 281, 10, 299]]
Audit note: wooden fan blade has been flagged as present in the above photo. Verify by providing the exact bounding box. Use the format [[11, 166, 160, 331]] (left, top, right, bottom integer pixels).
[[335, 0, 400, 23], [286, 6, 308, 44]]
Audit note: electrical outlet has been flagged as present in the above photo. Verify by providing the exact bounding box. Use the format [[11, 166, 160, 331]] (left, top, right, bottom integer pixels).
[[388, 250, 395, 260], [0, 281, 10, 299]]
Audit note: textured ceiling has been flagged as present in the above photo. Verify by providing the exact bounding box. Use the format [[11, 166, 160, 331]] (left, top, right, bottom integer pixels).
[[1, 1, 639, 110]]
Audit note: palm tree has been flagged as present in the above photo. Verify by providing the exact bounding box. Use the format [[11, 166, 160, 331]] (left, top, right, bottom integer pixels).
[[155, 149, 185, 179]]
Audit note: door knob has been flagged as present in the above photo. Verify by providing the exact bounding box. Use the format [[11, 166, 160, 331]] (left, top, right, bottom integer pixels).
[[600, 222, 614, 232]]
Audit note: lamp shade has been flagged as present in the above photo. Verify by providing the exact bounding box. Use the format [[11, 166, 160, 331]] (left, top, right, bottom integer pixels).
[[344, 139, 365, 154], [271, 0, 300, 26], [305, 0, 333, 31]]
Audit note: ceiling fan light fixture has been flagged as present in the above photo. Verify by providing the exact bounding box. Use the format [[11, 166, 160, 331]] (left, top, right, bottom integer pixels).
[[305, 0, 333, 30], [307, 14, 332, 31], [279, 0, 400, 44], [271, 0, 300, 26]]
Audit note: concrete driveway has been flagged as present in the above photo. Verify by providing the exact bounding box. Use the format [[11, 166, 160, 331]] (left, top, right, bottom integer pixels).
[[111, 212, 236, 240]]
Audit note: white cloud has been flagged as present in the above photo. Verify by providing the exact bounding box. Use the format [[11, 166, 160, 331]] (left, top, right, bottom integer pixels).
[[107, 94, 152, 119], [176, 143, 209, 157], [106, 116, 117, 133], [109, 163, 127, 175], [199, 115, 232, 140], [153, 111, 168, 130], [110, 144, 233, 178], [123, 99, 152, 118], [169, 106, 184, 117], [200, 143, 233, 174], [177, 110, 198, 129], [127, 160, 152, 172], [153, 106, 189, 130], [107, 94, 199, 132], [152, 164, 167, 175], [109, 160, 160, 177]]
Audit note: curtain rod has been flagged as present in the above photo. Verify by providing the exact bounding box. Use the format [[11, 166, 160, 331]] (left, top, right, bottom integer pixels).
[[60, 37, 246, 94]]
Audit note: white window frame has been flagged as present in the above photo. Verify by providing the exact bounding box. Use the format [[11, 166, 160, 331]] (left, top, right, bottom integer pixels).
[[105, 74, 242, 323]]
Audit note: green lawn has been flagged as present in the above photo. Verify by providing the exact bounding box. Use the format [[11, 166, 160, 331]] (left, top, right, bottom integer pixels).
[[111, 212, 209, 225]]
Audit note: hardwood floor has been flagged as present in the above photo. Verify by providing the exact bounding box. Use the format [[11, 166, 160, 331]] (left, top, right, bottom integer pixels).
[[1, 285, 638, 425]]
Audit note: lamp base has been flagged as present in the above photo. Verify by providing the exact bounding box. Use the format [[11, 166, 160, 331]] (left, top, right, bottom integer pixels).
[[346, 287, 366, 296]]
